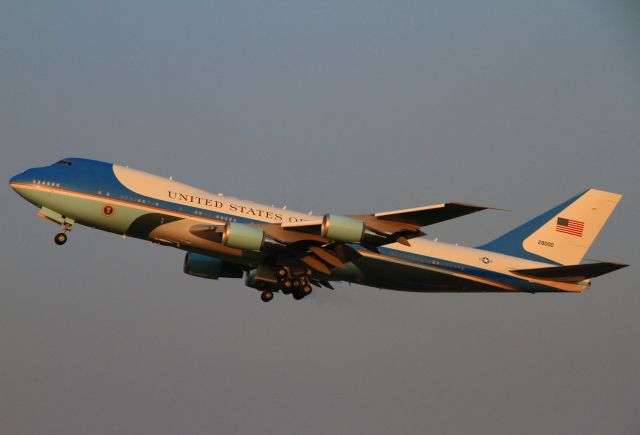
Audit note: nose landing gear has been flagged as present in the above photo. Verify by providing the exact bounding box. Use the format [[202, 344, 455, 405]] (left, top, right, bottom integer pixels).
[[54, 232, 68, 245], [54, 222, 73, 246]]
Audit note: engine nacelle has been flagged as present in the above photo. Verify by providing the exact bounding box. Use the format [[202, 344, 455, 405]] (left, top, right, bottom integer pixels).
[[183, 252, 243, 279], [222, 222, 265, 251], [321, 214, 365, 243]]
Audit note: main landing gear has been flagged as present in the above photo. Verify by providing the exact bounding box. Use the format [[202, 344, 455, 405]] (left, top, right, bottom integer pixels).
[[261, 290, 274, 303], [275, 267, 314, 301], [54, 223, 73, 246], [252, 267, 319, 303]]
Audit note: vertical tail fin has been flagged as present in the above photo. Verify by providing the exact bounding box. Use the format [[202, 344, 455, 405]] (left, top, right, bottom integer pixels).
[[479, 189, 622, 265]]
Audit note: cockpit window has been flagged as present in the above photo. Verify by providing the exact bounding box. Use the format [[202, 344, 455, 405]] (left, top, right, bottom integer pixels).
[[56, 160, 73, 166]]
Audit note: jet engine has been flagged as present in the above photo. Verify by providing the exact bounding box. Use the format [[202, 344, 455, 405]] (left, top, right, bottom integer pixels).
[[183, 252, 244, 279], [222, 222, 265, 251], [321, 214, 365, 243]]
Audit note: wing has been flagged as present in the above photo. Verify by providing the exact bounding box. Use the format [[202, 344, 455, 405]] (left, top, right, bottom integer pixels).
[[368, 202, 492, 226], [278, 202, 494, 247], [351, 202, 493, 239], [150, 201, 494, 277]]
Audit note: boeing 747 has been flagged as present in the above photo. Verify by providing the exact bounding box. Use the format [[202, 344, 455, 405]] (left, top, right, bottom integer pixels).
[[9, 158, 627, 302]]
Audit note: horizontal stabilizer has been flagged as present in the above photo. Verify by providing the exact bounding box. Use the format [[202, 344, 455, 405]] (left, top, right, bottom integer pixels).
[[511, 262, 628, 283]]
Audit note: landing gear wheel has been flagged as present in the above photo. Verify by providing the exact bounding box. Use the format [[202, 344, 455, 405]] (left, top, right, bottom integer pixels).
[[293, 292, 304, 300], [302, 284, 312, 295], [276, 267, 288, 278], [261, 290, 274, 303], [292, 279, 301, 288], [54, 233, 68, 245], [282, 279, 292, 290]]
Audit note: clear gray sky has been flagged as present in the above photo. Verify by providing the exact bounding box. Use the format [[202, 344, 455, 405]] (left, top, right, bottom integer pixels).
[[2, 1, 639, 434]]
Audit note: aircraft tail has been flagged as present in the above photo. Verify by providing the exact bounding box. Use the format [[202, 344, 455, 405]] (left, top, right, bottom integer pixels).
[[479, 189, 622, 265]]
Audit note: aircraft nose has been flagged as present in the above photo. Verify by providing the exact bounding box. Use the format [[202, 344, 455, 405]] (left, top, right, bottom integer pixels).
[[9, 172, 22, 187], [9, 170, 31, 190]]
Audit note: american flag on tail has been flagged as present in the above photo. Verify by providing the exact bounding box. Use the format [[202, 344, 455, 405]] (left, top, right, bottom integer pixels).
[[556, 217, 584, 237]]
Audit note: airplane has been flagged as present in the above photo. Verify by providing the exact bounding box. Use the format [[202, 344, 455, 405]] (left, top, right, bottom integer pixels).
[[9, 158, 627, 302]]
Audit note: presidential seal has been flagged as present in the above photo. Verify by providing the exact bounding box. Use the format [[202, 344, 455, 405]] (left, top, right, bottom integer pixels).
[[102, 204, 116, 217]]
